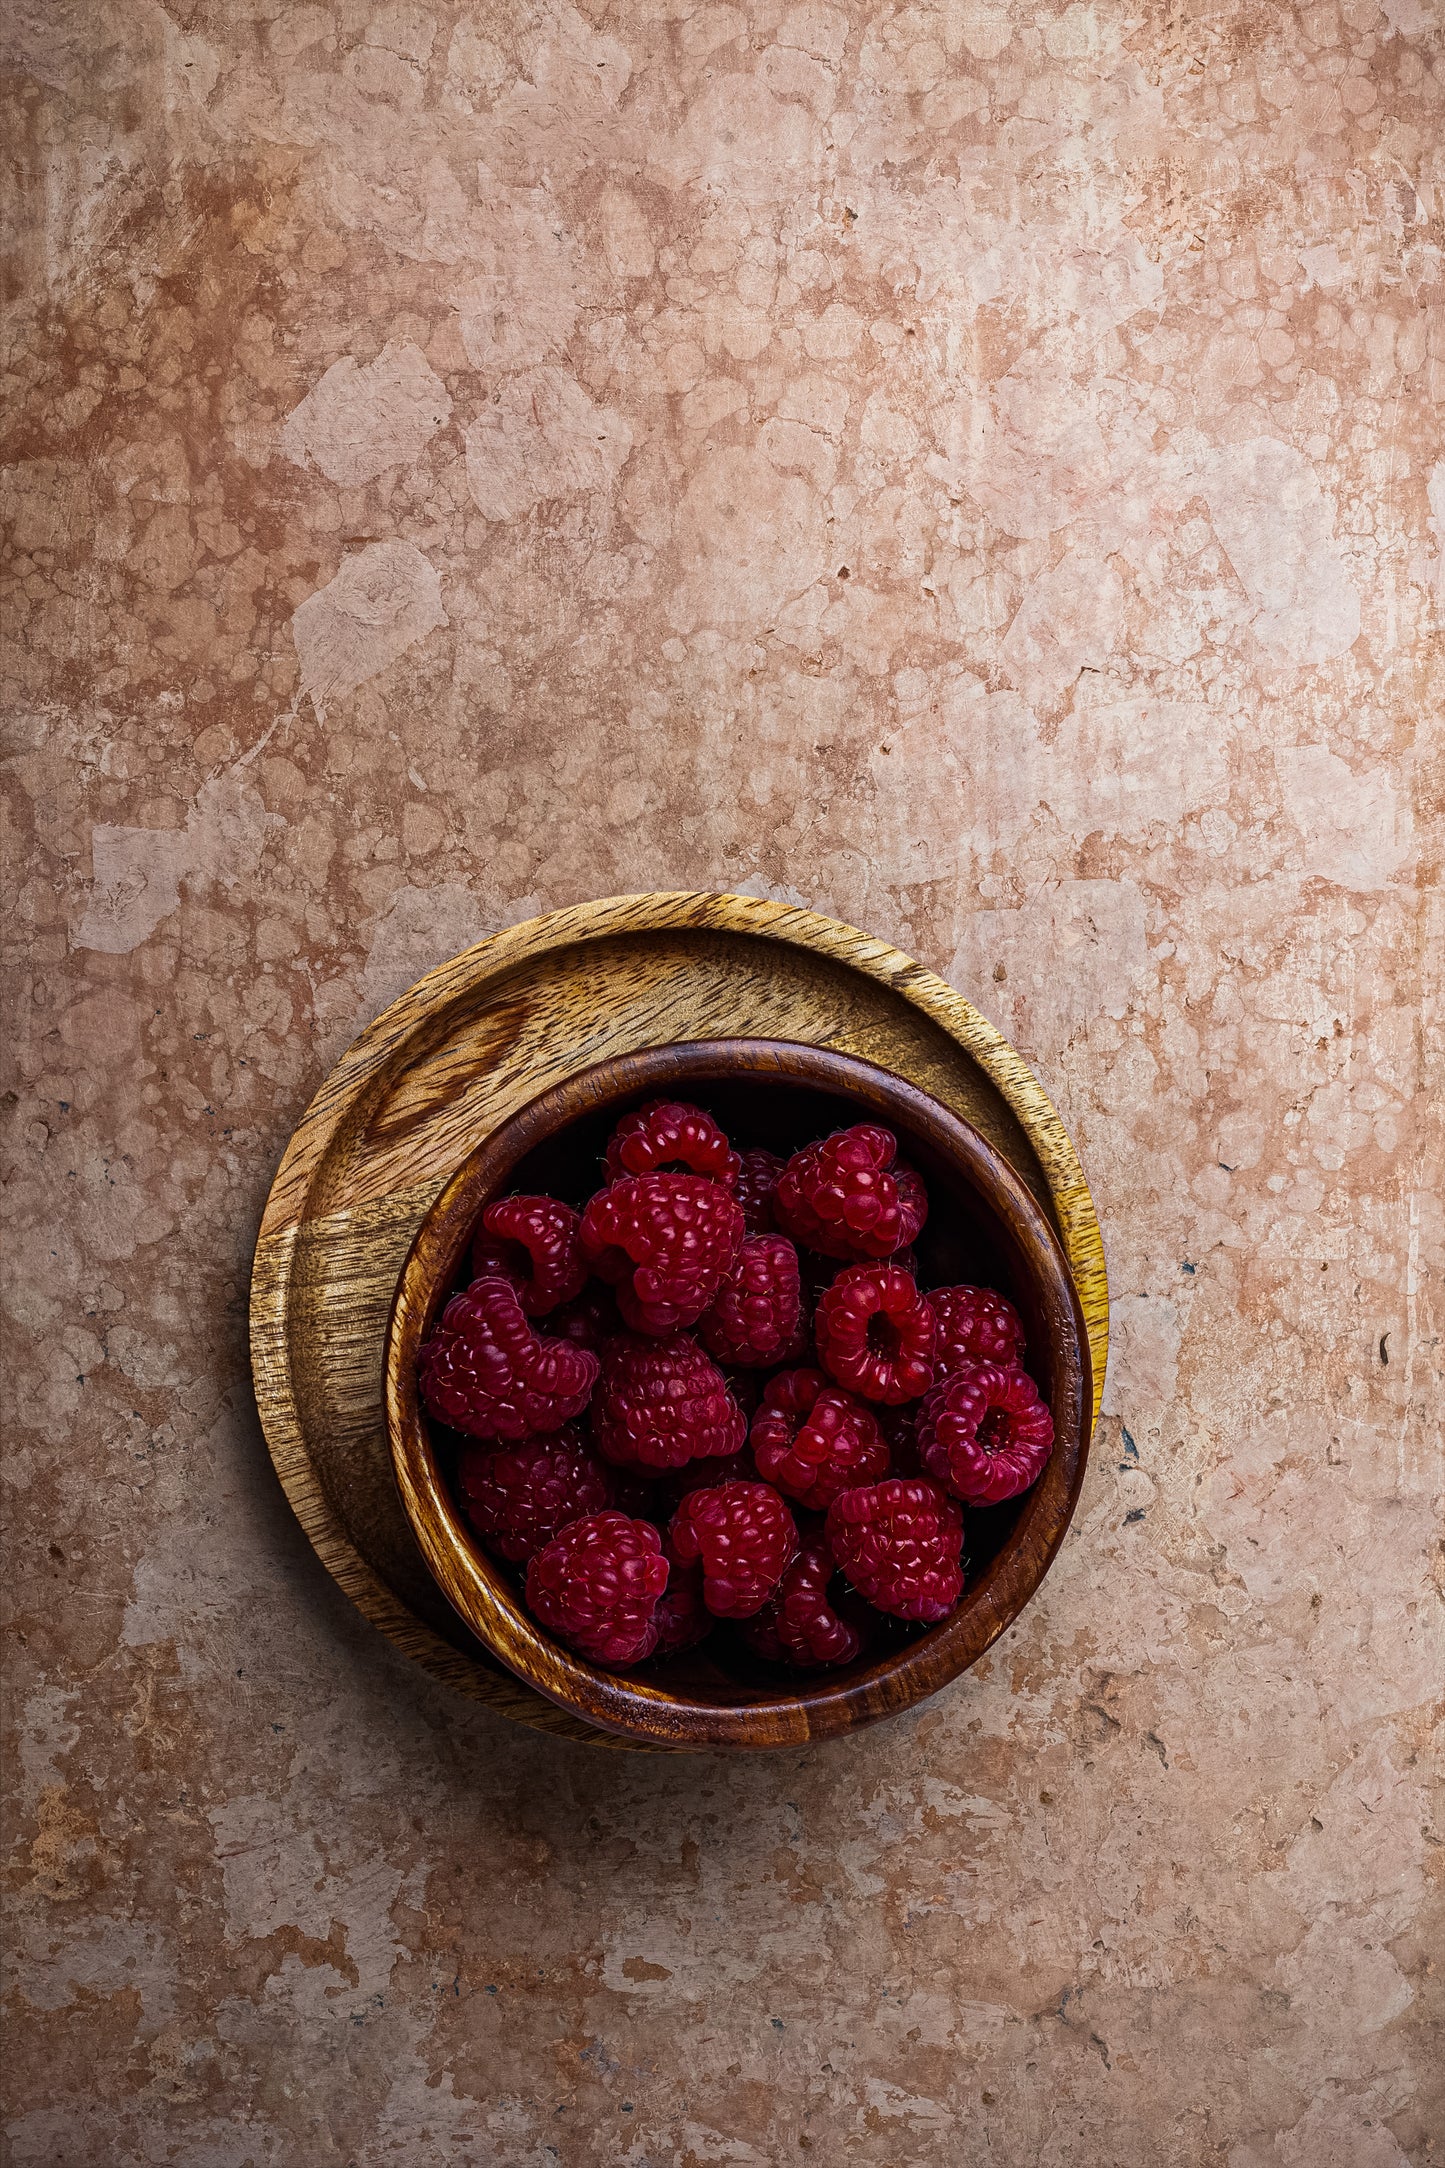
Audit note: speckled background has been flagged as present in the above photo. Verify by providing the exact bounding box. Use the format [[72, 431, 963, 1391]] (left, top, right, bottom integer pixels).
[[3, 0, 1443, 2160]]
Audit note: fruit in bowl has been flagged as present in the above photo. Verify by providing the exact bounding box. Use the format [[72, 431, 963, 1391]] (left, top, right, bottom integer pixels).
[[417, 1098, 1058, 1674], [385, 1040, 1089, 1749]]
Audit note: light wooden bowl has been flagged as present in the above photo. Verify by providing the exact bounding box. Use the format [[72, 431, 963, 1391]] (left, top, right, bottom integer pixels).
[[250, 891, 1108, 1748], [384, 1038, 1090, 1751]]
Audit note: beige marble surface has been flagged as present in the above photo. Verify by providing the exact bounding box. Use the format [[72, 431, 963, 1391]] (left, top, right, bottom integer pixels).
[[3, 0, 1442, 2160]]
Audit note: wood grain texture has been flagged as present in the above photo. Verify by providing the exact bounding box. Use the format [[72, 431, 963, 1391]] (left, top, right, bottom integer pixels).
[[386, 1040, 1090, 1750], [248, 892, 1110, 1747]]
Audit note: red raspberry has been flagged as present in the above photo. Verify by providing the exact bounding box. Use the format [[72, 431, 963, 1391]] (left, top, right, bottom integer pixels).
[[604, 1099, 740, 1186], [651, 1534, 712, 1653], [815, 1263, 936, 1405], [456, 1431, 612, 1561], [928, 1284, 1026, 1370], [419, 1276, 600, 1439], [697, 1234, 805, 1367], [773, 1125, 928, 1260], [470, 1194, 587, 1315], [825, 1477, 964, 1622], [547, 1285, 622, 1355], [580, 1173, 745, 1334], [525, 1512, 669, 1665], [743, 1538, 869, 1667], [917, 1361, 1054, 1504], [590, 1332, 746, 1470], [668, 1481, 799, 1618], [736, 1147, 785, 1233], [749, 1366, 890, 1510]]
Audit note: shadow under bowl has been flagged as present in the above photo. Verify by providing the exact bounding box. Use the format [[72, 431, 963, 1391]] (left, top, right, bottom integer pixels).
[[384, 1039, 1091, 1751]]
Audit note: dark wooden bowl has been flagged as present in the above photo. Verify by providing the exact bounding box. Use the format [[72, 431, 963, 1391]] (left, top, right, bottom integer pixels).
[[384, 1040, 1091, 1750]]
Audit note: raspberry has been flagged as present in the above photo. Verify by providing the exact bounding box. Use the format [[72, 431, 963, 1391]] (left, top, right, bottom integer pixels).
[[651, 1535, 712, 1653], [668, 1481, 799, 1618], [470, 1193, 588, 1315], [580, 1173, 745, 1334], [825, 1477, 964, 1622], [590, 1332, 746, 1470], [525, 1512, 669, 1665], [419, 1276, 600, 1439], [815, 1263, 936, 1404], [749, 1367, 890, 1510], [743, 1538, 869, 1667], [917, 1361, 1054, 1504], [456, 1431, 613, 1561], [928, 1283, 1026, 1370], [604, 1099, 740, 1186], [697, 1234, 805, 1367], [774, 1124, 928, 1260], [548, 1285, 622, 1355], [892, 1166, 927, 1234], [736, 1147, 785, 1233]]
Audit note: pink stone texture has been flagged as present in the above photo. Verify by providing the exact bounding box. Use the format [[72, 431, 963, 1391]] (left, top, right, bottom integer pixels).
[[3, 2, 1442, 2162]]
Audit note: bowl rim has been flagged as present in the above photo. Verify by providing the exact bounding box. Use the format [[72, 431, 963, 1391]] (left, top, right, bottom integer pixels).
[[384, 1038, 1092, 1750]]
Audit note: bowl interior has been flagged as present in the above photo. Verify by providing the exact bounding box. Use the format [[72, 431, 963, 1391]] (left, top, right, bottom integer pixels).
[[386, 1042, 1090, 1747]]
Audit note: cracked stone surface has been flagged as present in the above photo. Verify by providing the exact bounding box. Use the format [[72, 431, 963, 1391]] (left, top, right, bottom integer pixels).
[[2, 0, 1442, 2161]]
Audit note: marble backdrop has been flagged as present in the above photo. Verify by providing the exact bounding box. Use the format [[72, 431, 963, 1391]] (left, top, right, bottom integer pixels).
[[3, 0, 1441, 2160]]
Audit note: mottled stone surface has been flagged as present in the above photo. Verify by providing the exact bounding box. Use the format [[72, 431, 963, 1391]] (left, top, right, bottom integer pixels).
[[3, 0, 1443, 2160]]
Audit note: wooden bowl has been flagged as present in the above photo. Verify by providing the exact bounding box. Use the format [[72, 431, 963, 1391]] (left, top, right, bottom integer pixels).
[[384, 1038, 1090, 1751]]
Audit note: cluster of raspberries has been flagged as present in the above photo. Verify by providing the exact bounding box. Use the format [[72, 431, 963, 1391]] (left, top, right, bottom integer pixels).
[[418, 1100, 1055, 1669]]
